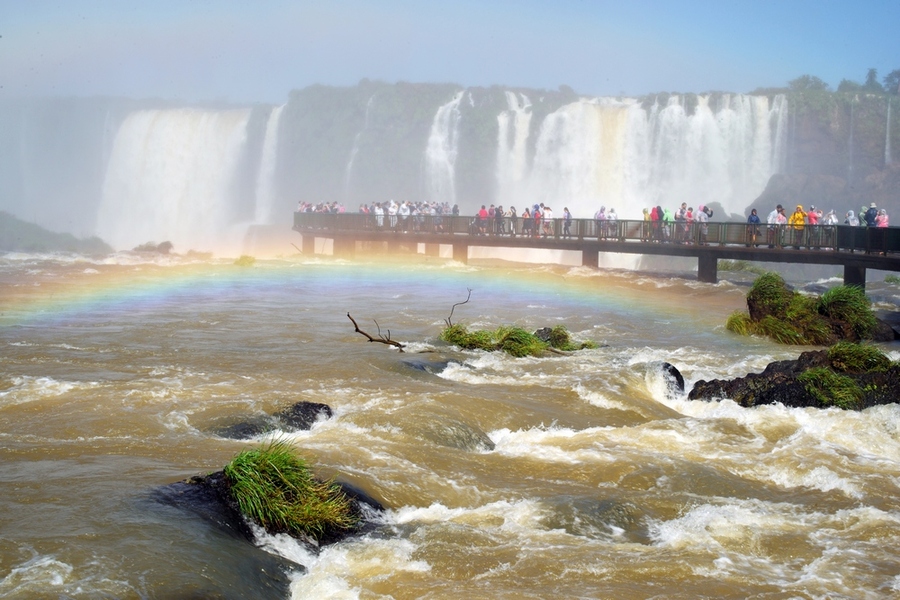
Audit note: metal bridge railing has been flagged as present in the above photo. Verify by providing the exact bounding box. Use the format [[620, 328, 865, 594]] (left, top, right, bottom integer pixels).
[[293, 212, 899, 255]]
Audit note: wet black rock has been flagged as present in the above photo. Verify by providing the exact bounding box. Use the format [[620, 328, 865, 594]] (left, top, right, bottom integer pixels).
[[689, 349, 900, 409], [156, 470, 385, 550], [650, 361, 685, 397], [213, 401, 334, 440], [273, 401, 333, 431]]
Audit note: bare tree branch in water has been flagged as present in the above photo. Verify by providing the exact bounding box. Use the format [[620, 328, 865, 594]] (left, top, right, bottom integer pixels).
[[347, 313, 405, 352], [445, 288, 472, 327]]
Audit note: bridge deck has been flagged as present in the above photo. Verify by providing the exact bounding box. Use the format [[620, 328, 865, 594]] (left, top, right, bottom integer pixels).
[[292, 213, 900, 286]]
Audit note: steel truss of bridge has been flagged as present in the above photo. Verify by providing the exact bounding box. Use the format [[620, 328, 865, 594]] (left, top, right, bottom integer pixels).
[[293, 213, 900, 287]]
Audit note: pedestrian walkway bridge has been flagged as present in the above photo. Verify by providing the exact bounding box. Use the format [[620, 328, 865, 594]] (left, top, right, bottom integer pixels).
[[293, 212, 900, 287]]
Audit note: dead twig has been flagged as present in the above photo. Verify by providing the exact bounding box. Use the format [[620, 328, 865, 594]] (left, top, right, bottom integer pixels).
[[445, 288, 472, 327], [347, 312, 405, 352]]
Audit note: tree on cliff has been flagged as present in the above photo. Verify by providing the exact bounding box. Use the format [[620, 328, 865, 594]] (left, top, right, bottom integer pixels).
[[884, 69, 900, 95], [864, 68, 884, 93]]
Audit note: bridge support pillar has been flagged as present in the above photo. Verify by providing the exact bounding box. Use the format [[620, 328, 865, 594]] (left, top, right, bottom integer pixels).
[[301, 234, 315, 255], [452, 242, 468, 264], [582, 247, 599, 268], [425, 243, 440, 257], [843, 265, 867, 288], [698, 254, 718, 283], [333, 237, 355, 258]]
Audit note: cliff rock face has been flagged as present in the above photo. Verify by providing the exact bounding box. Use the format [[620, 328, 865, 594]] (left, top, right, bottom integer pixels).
[[751, 91, 899, 219]]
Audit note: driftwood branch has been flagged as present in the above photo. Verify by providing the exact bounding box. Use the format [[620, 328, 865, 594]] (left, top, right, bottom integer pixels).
[[445, 288, 472, 327], [347, 312, 405, 352]]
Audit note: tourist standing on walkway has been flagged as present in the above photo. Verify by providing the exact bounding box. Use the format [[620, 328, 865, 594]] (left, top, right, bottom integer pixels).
[[788, 205, 806, 249], [766, 204, 783, 248], [563, 207, 572, 238], [746, 209, 761, 246], [806, 205, 819, 248], [696, 205, 709, 245], [865, 202, 878, 227]]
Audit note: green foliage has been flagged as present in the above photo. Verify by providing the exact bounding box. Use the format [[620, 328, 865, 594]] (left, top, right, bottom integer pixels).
[[798, 367, 863, 410], [440, 323, 595, 357], [884, 274, 900, 284], [734, 274, 880, 346], [234, 255, 256, 267], [726, 311, 753, 336], [718, 260, 767, 275], [817, 285, 876, 339], [785, 294, 834, 345], [884, 69, 900, 95], [756, 315, 805, 345], [827, 342, 892, 373], [747, 272, 793, 317], [223, 440, 358, 540], [0, 211, 113, 254]]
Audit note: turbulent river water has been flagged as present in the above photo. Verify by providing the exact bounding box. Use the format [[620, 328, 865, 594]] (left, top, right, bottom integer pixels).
[[2, 250, 900, 599]]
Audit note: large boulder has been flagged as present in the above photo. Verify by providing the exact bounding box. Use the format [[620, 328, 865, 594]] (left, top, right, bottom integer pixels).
[[214, 401, 333, 440], [689, 347, 900, 410]]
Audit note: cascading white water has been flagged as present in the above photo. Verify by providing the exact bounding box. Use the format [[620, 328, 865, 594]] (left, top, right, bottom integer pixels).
[[97, 108, 251, 253], [345, 95, 376, 201], [495, 92, 533, 209], [516, 94, 788, 220], [254, 104, 285, 225], [424, 91, 463, 205], [886, 96, 892, 166]]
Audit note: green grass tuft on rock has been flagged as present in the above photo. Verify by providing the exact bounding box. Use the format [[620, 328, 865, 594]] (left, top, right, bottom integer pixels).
[[798, 367, 864, 410], [827, 342, 892, 374], [817, 285, 876, 339], [223, 439, 358, 540], [439, 324, 596, 357]]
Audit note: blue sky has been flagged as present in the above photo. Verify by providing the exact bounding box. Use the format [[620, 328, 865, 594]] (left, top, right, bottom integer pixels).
[[2, 0, 898, 103]]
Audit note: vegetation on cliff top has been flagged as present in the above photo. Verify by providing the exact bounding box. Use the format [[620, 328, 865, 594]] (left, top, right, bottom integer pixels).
[[0, 211, 112, 255], [726, 272, 877, 345], [223, 440, 358, 540]]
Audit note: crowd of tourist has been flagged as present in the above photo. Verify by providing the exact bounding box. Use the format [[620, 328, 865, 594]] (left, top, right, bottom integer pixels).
[[296, 199, 891, 249]]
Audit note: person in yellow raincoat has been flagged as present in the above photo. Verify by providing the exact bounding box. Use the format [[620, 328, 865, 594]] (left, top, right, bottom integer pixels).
[[788, 204, 807, 249]]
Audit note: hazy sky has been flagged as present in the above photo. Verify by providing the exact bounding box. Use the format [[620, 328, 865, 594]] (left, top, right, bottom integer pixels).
[[2, 0, 898, 104]]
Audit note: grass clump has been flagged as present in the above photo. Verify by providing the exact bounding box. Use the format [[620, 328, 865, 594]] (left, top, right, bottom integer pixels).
[[827, 342, 892, 373], [725, 311, 753, 336], [746, 272, 794, 320], [817, 285, 876, 339], [719, 260, 767, 275], [797, 367, 864, 410], [884, 274, 900, 285], [223, 439, 358, 540], [440, 324, 596, 357], [730, 272, 879, 346], [234, 255, 256, 266]]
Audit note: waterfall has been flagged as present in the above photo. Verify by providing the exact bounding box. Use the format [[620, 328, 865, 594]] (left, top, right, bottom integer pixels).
[[886, 96, 893, 166], [345, 94, 376, 202], [516, 93, 787, 219], [495, 92, 532, 208], [97, 108, 251, 253], [254, 104, 285, 224], [424, 91, 463, 205]]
